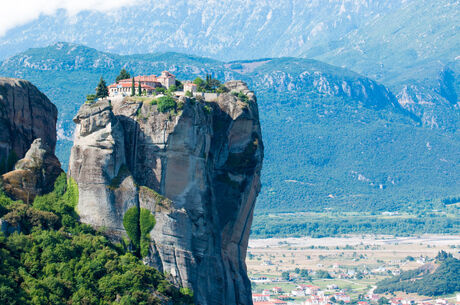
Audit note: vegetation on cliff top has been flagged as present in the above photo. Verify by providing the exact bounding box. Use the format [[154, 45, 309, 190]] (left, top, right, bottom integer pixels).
[[0, 173, 193, 304]]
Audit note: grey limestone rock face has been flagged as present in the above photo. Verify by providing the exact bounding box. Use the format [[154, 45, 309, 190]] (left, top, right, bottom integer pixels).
[[69, 100, 136, 237], [0, 78, 58, 170], [1, 138, 63, 203], [69, 81, 263, 305]]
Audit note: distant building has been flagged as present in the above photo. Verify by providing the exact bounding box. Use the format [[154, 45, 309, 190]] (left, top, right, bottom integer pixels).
[[303, 295, 330, 305], [263, 289, 272, 296], [297, 284, 321, 295], [272, 287, 283, 294], [334, 293, 351, 303], [292, 289, 307, 297], [108, 82, 155, 96], [183, 81, 198, 93], [253, 294, 270, 302], [366, 294, 381, 302], [108, 71, 176, 97], [156, 71, 176, 88]]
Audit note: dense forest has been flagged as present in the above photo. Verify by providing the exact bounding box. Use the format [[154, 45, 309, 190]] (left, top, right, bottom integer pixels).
[[0, 174, 193, 304], [251, 212, 460, 238], [375, 252, 460, 296]]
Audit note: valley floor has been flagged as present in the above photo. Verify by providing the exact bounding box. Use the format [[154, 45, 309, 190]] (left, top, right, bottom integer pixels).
[[246, 234, 460, 305]]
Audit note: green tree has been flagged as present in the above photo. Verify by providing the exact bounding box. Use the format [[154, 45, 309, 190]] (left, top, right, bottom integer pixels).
[[123, 207, 140, 255], [116, 68, 130, 82], [205, 75, 221, 91], [86, 94, 97, 102], [193, 77, 204, 90], [96, 77, 108, 98], [435, 250, 453, 262], [281, 271, 290, 281], [316, 270, 332, 279], [378, 297, 389, 305], [138, 81, 142, 96], [139, 208, 155, 257], [300, 269, 309, 278]]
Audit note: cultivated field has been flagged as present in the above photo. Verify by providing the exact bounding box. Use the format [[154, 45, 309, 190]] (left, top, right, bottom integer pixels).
[[246, 234, 460, 301]]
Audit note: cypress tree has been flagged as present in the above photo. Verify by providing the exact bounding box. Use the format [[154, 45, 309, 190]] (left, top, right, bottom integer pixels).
[[131, 77, 135, 96], [96, 76, 109, 98], [138, 80, 142, 96]]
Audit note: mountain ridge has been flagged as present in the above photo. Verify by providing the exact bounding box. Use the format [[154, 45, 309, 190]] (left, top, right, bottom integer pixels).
[[0, 42, 458, 213]]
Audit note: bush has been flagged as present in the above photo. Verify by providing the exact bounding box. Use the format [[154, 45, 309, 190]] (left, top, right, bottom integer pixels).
[[86, 94, 97, 101], [156, 96, 177, 113], [217, 84, 229, 93], [155, 87, 166, 94], [238, 91, 249, 103], [185, 90, 193, 97]]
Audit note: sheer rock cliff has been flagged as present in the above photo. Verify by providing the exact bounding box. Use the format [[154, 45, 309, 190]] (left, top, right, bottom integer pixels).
[[69, 81, 264, 305], [0, 78, 61, 202], [0, 77, 58, 168]]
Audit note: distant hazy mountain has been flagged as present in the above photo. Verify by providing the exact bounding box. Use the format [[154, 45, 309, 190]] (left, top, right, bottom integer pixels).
[[317, 0, 460, 87], [1, 43, 458, 213], [0, 0, 410, 61], [1, 0, 458, 131]]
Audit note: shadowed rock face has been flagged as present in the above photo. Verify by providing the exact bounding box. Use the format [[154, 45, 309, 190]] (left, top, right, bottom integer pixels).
[[0, 78, 58, 172], [2, 138, 63, 203], [69, 81, 263, 305]]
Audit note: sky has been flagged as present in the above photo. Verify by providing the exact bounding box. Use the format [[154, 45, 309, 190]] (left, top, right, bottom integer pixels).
[[0, 0, 136, 36]]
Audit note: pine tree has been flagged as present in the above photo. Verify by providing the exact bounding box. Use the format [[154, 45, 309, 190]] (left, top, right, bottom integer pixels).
[[138, 80, 142, 96], [131, 78, 135, 96], [116, 68, 131, 82], [96, 76, 109, 98]]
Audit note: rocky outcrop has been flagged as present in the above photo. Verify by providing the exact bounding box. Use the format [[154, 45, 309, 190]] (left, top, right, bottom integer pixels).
[[1, 138, 63, 203], [0, 78, 58, 173], [69, 81, 264, 305]]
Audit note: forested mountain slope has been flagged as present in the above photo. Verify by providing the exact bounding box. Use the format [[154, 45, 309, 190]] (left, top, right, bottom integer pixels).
[[1, 43, 459, 212]]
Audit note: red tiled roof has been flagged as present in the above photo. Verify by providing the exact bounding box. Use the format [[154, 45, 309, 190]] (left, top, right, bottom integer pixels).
[[118, 75, 162, 83]]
